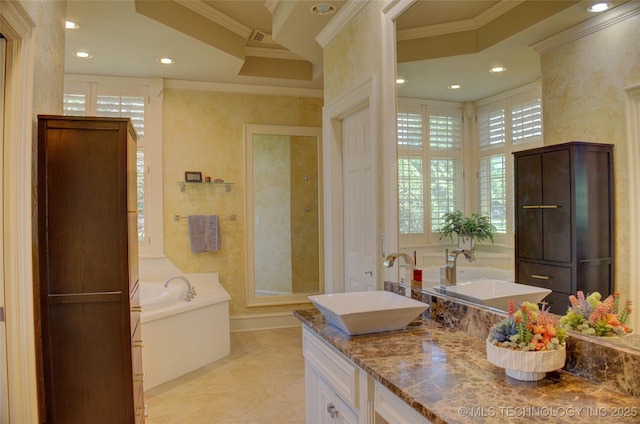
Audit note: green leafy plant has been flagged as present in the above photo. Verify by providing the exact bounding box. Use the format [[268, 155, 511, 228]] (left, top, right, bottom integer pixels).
[[489, 301, 567, 351], [438, 210, 497, 245], [560, 291, 633, 337]]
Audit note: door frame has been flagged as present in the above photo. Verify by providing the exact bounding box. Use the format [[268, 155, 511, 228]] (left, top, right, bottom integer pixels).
[[322, 76, 380, 293], [0, 2, 39, 423], [626, 85, 640, 333]]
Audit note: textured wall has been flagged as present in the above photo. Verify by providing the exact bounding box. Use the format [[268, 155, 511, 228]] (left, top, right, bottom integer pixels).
[[162, 89, 322, 315], [540, 13, 640, 302], [323, 1, 384, 102]]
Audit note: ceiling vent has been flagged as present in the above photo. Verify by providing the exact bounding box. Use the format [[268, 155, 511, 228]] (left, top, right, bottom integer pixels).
[[250, 29, 276, 44]]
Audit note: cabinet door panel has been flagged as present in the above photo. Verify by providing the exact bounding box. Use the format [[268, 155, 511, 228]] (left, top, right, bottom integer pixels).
[[541, 149, 571, 262], [516, 154, 542, 259]]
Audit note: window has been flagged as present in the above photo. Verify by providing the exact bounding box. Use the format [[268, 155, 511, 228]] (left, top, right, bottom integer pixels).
[[63, 76, 162, 256], [398, 102, 463, 244], [477, 84, 543, 238]]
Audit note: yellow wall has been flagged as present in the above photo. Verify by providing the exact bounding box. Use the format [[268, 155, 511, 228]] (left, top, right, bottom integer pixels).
[[324, 2, 384, 103], [162, 89, 323, 315], [540, 13, 640, 301]]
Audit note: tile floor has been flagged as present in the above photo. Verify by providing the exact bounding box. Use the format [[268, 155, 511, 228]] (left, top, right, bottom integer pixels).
[[144, 326, 306, 424]]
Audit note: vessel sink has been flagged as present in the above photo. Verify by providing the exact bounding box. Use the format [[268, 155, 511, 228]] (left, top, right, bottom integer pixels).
[[441, 279, 551, 310], [308, 291, 429, 336]]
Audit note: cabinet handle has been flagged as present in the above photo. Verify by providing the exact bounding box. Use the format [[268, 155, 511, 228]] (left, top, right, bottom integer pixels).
[[133, 339, 144, 348], [134, 372, 146, 382], [327, 403, 339, 419], [522, 205, 559, 209], [131, 306, 142, 312], [531, 274, 550, 280], [522, 205, 539, 209]]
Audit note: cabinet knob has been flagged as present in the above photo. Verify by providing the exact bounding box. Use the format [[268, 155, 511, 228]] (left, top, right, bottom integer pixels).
[[327, 403, 339, 419]]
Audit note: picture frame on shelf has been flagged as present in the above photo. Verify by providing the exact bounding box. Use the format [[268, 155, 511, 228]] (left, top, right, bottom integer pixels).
[[184, 171, 202, 183]]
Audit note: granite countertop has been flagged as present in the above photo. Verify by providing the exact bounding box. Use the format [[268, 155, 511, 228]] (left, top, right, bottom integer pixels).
[[295, 308, 639, 424]]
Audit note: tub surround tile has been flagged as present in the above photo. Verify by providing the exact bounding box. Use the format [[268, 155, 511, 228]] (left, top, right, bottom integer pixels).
[[295, 308, 639, 423]]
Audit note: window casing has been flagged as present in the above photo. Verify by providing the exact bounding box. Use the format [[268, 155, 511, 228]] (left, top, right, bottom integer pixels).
[[63, 76, 162, 256], [398, 101, 463, 245], [476, 84, 543, 243]]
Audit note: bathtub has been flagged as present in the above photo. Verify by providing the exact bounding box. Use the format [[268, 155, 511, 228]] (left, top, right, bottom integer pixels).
[[140, 272, 231, 390]]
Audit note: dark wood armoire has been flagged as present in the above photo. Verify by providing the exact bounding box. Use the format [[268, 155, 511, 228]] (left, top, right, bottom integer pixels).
[[36, 115, 144, 423], [514, 141, 614, 314]]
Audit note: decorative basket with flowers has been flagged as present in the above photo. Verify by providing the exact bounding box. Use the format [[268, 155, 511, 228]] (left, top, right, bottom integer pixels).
[[560, 291, 633, 337], [486, 301, 567, 381]]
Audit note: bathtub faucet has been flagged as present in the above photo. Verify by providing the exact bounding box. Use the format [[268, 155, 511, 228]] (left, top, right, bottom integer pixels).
[[163, 275, 197, 301]]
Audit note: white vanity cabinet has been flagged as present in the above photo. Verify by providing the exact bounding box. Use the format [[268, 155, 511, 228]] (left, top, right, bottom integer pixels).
[[303, 327, 365, 423], [374, 381, 433, 424], [303, 327, 433, 424]]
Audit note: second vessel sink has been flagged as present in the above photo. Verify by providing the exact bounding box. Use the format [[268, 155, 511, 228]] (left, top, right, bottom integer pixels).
[[441, 279, 551, 310], [308, 291, 429, 336]]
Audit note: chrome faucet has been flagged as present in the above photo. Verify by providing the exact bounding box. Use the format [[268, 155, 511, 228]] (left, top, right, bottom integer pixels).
[[440, 248, 475, 287], [163, 275, 197, 301], [383, 252, 414, 269], [383, 252, 414, 285]]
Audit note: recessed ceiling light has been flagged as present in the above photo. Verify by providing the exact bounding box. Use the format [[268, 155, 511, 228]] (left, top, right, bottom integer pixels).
[[448, 84, 462, 90], [489, 66, 507, 73], [73, 51, 93, 59], [311, 4, 335, 15], [588, 2, 610, 12], [396, 78, 407, 84], [65, 20, 79, 29], [157, 57, 175, 65]]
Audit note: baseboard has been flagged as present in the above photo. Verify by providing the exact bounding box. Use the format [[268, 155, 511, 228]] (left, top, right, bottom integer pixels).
[[230, 312, 302, 332]]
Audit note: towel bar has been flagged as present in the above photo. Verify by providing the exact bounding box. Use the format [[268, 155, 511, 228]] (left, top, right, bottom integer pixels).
[[174, 214, 236, 222]]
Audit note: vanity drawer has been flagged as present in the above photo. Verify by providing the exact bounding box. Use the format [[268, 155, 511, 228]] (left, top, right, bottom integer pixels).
[[517, 262, 572, 293], [302, 327, 359, 409]]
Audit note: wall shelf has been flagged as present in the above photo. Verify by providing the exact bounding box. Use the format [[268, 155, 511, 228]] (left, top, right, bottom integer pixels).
[[177, 181, 234, 192]]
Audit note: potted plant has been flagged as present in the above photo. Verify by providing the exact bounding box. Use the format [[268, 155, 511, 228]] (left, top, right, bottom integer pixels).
[[560, 291, 633, 337], [486, 301, 567, 381], [438, 210, 496, 250]]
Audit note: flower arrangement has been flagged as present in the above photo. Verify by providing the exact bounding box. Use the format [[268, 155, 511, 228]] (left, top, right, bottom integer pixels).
[[488, 300, 567, 351], [560, 291, 633, 337]]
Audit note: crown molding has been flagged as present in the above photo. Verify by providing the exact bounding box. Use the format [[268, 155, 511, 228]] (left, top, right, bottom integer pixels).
[[244, 46, 304, 61], [396, 0, 523, 41], [175, 0, 252, 39], [316, 0, 368, 48], [165, 79, 323, 98], [532, 1, 640, 54]]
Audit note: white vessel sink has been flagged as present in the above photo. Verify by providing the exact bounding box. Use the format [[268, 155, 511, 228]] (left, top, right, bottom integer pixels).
[[441, 279, 551, 310], [308, 291, 429, 336]]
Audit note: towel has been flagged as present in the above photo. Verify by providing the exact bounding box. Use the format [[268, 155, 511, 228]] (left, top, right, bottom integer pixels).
[[188, 215, 220, 253]]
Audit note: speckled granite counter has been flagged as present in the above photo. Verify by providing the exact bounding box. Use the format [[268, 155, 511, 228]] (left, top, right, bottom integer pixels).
[[294, 308, 639, 423]]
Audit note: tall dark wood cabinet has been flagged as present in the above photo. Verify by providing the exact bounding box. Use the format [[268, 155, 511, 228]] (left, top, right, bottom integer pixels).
[[36, 116, 144, 423], [514, 141, 614, 314]]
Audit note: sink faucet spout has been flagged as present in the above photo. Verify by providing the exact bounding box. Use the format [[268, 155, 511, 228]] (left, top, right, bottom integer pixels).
[[440, 248, 475, 287]]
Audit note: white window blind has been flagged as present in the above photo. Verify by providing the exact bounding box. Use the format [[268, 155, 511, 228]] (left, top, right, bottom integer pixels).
[[397, 112, 422, 149], [511, 98, 542, 144], [429, 114, 461, 151], [63, 94, 87, 116], [479, 155, 507, 233], [397, 102, 463, 240], [398, 157, 424, 234], [478, 106, 505, 149]]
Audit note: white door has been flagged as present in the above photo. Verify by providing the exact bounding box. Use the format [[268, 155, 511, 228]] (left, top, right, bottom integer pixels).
[[342, 107, 376, 292], [0, 35, 9, 424]]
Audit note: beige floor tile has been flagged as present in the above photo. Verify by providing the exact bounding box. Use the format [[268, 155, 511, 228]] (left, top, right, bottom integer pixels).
[[144, 327, 305, 424]]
